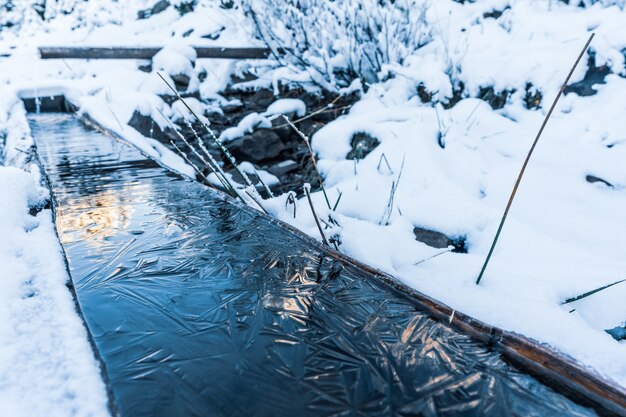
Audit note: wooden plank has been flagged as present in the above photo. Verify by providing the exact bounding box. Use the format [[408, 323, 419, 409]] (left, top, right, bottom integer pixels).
[[38, 46, 273, 60]]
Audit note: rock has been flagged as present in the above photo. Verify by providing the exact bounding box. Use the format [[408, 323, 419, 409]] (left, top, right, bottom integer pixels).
[[413, 226, 467, 253], [413, 227, 450, 249], [268, 160, 299, 177], [249, 89, 275, 110], [171, 74, 190, 92], [270, 116, 293, 142], [564, 55, 611, 97], [478, 86, 513, 110], [417, 83, 433, 103], [226, 129, 285, 163], [138, 63, 152, 73], [137, 0, 170, 19], [222, 100, 244, 113], [524, 83, 542, 109], [346, 132, 380, 160], [128, 110, 175, 144], [201, 26, 225, 40], [606, 326, 626, 341], [586, 174, 614, 188], [298, 120, 325, 139]]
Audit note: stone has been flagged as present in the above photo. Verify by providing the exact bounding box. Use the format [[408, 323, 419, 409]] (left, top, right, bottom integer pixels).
[[138, 63, 152, 73], [128, 110, 176, 144], [137, 0, 170, 19], [226, 129, 285, 163], [171, 74, 190, 92], [271, 116, 293, 142], [346, 132, 380, 160], [413, 226, 467, 253], [249, 89, 275, 110], [268, 160, 299, 177], [586, 174, 613, 188]]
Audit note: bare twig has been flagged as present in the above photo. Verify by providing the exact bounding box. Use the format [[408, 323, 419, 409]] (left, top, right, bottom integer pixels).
[[476, 33, 595, 285], [332, 190, 343, 211], [157, 108, 236, 195], [245, 189, 269, 214], [380, 155, 406, 225], [254, 168, 275, 198], [304, 185, 330, 246], [561, 279, 626, 305], [282, 114, 332, 209], [169, 140, 207, 183], [270, 94, 346, 129], [377, 152, 393, 174], [285, 191, 297, 218], [156, 72, 254, 188], [414, 247, 453, 266]]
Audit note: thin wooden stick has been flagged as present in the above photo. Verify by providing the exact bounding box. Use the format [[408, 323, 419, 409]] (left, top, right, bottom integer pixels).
[[561, 278, 626, 305], [244, 190, 269, 214], [156, 72, 254, 188], [304, 185, 330, 246], [282, 115, 332, 209], [476, 33, 594, 285], [414, 247, 453, 266]]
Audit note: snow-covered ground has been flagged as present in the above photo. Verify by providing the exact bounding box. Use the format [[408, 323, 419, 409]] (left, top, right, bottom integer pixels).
[[0, 144, 109, 415], [2, 0, 626, 404]]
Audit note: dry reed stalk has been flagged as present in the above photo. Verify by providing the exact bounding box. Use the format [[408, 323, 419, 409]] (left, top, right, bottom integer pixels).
[[476, 33, 595, 285]]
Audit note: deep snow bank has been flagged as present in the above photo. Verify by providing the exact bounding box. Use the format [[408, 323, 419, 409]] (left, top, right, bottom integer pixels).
[[0, 165, 110, 417]]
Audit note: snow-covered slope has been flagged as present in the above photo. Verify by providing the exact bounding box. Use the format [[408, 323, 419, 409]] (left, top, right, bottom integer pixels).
[[0, 165, 110, 416]]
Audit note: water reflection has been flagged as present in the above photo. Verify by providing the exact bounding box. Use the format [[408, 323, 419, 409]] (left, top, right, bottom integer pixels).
[[59, 189, 134, 245]]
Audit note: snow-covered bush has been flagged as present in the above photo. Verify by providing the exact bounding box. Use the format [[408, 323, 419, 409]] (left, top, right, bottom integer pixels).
[[244, 0, 432, 90], [0, 0, 146, 34]]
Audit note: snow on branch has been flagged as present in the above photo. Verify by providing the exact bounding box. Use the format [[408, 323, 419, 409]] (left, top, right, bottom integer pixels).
[[244, 0, 432, 90]]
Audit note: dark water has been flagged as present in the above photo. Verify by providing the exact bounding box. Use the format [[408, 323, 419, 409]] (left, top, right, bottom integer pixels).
[[30, 113, 595, 417]]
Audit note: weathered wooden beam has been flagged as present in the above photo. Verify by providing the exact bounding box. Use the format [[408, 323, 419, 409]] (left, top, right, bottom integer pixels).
[[39, 46, 273, 60]]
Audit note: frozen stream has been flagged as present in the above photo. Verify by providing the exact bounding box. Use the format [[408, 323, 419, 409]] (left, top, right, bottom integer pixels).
[[29, 113, 596, 416]]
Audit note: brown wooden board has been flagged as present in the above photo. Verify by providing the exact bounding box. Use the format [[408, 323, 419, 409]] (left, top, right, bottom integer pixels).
[[38, 46, 273, 60]]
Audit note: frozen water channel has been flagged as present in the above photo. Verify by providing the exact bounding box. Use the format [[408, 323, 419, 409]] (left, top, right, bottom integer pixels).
[[29, 113, 595, 416]]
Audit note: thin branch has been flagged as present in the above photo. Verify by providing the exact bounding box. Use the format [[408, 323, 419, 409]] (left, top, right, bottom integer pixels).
[[245, 189, 269, 214], [270, 94, 345, 129], [304, 185, 330, 246], [476, 33, 595, 285], [377, 152, 393, 174], [414, 247, 453, 266], [254, 168, 275, 198], [157, 108, 236, 195], [282, 114, 332, 209], [156, 72, 254, 188], [561, 279, 626, 305], [380, 154, 406, 225], [285, 191, 297, 218]]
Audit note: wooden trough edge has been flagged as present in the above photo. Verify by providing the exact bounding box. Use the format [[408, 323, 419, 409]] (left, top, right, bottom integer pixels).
[[38, 46, 275, 60], [24, 95, 626, 417]]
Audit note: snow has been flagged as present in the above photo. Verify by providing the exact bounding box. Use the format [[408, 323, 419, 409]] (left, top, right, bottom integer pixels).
[[262, 98, 307, 117], [171, 97, 204, 122], [152, 45, 199, 92], [219, 112, 271, 142], [239, 161, 280, 187], [2, 0, 626, 397], [0, 164, 110, 417]]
